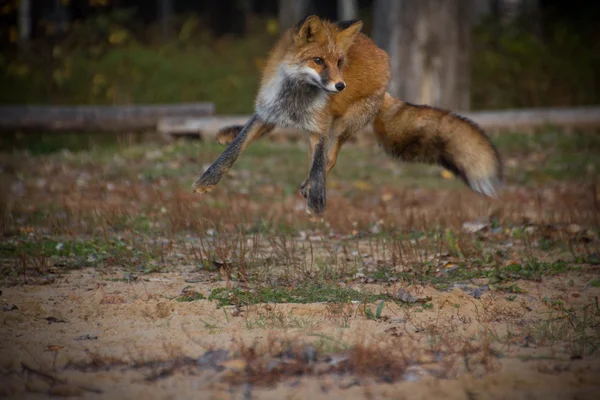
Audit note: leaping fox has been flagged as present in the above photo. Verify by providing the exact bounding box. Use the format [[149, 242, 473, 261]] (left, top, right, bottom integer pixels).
[[192, 15, 502, 215]]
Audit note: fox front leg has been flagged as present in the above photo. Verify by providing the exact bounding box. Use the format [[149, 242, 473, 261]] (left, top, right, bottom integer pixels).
[[192, 115, 273, 193], [301, 133, 327, 216]]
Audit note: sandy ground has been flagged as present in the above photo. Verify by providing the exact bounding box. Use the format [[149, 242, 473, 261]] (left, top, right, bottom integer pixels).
[[1, 262, 599, 399], [1, 137, 599, 398]]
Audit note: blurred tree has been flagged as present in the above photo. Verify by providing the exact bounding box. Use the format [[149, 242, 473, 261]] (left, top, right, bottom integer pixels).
[[472, 0, 541, 34], [337, 0, 358, 20], [41, 0, 70, 36], [373, 0, 471, 111], [206, 0, 248, 37], [278, 0, 312, 31], [497, 0, 538, 23], [157, 0, 173, 39], [18, 0, 31, 48]]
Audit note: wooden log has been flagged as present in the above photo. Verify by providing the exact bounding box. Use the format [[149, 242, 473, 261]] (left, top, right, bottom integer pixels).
[[157, 115, 303, 141], [462, 106, 600, 131], [0, 103, 215, 132], [157, 106, 600, 139]]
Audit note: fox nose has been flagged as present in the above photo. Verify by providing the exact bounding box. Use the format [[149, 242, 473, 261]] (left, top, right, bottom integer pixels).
[[335, 82, 346, 91]]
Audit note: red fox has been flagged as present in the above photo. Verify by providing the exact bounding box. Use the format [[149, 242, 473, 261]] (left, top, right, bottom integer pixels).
[[192, 16, 502, 215]]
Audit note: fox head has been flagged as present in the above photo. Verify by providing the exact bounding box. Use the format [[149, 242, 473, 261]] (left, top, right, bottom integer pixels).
[[287, 15, 363, 93]]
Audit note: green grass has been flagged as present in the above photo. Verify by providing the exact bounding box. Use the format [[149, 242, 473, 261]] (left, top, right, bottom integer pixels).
[[3, 130, 597, 188], [0, 36, 273, 114], [0, 237, 164, 272], [207, 284, 391, 307], [1, 239, 102, 258], [2, 13, 599, 114]]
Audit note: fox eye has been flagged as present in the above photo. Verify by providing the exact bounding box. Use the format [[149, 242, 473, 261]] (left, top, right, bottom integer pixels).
[[338, 58, 344, 68], [313, 57, 324, 65]]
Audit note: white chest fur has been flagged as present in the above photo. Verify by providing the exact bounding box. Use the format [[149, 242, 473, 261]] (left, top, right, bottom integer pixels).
[[256, 66, 328, 133]]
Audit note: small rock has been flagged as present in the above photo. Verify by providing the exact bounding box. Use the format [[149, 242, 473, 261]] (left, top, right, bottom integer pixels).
[[339, 378, 360, 389], [314, 363, 332, 374], [2, 304, 17, 311], [267, 360, 282, 373], [393, 288, 417, 303], [302, 345, 317, 363], [74, 334, 98, 341], [403, 365, 427, 382], [197, 349, 228, 370], [328, 354, 350, 367]]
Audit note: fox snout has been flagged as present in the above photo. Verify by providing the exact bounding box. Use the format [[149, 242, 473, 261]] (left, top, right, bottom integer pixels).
[[324, 80, 346, 93]]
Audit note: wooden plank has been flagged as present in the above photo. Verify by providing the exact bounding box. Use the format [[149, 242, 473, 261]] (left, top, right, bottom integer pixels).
[[0, 103, 215, 132], [158, 106, 600, 139]]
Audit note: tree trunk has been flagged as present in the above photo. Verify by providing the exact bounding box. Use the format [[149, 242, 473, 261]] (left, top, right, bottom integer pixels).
[[157, 0, 174, 40], [18, 0, 31, 48], [373, 0, 472, 111], [498, 0, 541, 35], [278, 0, 311, 31], [337, 0, 358, 21], [207, 0, 248, 37], [53, 0, 69, 35], [472, 0, 496, 24]]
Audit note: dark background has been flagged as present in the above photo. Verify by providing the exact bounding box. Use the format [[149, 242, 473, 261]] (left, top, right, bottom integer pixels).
[[1, 0, 599, 113]]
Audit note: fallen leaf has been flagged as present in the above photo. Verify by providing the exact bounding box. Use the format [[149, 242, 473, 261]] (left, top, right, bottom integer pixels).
[[462, 220, 489, 233], [440, 169, 455, 180], [381, 192, 393, 202], [220, 359, 247, 371], [353, 180, 373, 191], [100, 294, 125, 305], [439, 263, 459, 273]]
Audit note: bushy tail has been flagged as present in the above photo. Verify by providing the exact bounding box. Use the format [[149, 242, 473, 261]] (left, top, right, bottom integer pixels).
[[373, 93, 502, 197], [215, 125, 244, 145]]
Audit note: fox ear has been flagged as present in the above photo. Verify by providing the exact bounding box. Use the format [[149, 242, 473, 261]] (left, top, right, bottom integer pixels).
[[336, 20, 363, 51], [296, 15, 324, 45]]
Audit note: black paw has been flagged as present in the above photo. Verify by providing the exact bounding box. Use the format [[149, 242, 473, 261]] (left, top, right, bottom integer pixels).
[[192, 166, 221, 193], [307, 179, 326, 216]]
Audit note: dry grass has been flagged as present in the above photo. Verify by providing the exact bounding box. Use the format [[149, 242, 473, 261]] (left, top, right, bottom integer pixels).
[[0, 130, 599, 397]]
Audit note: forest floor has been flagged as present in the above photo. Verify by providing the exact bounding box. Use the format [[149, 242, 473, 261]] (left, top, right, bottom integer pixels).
[[1, 130, 599, 399]]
